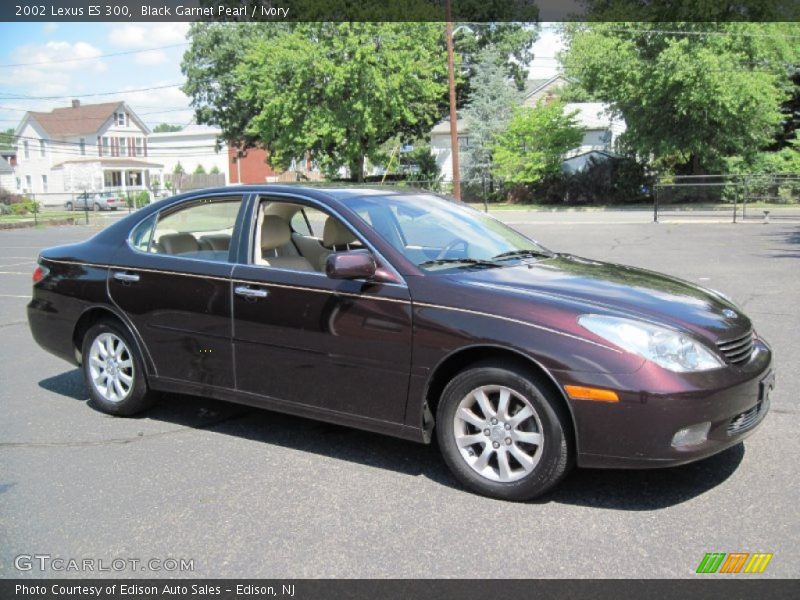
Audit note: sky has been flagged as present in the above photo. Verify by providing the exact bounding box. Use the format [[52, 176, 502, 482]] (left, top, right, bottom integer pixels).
[[0, 22, 565, 134]]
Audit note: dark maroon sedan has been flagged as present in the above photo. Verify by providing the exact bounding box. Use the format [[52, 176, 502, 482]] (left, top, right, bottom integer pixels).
[[27, 186, 774, 500]]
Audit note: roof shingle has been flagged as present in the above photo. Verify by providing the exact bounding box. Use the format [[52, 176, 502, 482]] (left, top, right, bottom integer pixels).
[[27, 101, 122, 137]]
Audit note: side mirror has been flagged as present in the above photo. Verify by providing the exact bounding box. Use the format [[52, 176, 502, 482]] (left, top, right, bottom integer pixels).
[[325, 250, 377, 280]]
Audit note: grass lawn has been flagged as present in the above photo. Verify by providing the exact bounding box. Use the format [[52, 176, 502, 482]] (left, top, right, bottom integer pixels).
[[0, 211, 79, 224]]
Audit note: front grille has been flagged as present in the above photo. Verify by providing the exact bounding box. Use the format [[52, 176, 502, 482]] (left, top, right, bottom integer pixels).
[[728, 400, 766, 436], [716, 329, 754, 365]]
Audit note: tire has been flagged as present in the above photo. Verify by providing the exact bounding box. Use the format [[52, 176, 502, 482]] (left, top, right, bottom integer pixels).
[[93, 203, 101, 212], [436, 363, 573, 501], [81, 320, 157, 416], [65, 202, 73, 211]]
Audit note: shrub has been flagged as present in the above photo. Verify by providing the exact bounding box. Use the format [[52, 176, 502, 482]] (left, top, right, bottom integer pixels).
[[7, 198, 38, 215], [527, 156, 653, 205], [134, 191, 151, 208]]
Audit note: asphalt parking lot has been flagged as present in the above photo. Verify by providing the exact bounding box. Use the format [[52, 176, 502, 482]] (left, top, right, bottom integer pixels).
[[1, 215, 798, 578]]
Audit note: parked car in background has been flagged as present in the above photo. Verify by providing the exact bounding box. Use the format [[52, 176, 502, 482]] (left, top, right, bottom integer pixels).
[[30, 186, 774, 500], [65, 192, 127, 212]]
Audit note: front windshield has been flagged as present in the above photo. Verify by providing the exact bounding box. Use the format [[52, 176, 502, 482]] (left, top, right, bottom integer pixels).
[[346, 193, 552, 272]]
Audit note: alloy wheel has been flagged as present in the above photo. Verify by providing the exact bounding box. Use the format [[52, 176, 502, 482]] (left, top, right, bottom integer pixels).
[[88, 332, 134, 403], [453, 385, 544, 482]]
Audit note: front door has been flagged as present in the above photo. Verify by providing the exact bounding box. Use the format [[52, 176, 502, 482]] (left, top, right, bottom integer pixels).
[[230, 198, 413, 424], [108, 193, 244, 388]]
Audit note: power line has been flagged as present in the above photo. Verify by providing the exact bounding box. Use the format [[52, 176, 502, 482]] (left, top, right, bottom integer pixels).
[[0, 43, 190, 69], [0, 83, 184, 101], [0, 105, 192, 115], [579, 26, 800, 39]]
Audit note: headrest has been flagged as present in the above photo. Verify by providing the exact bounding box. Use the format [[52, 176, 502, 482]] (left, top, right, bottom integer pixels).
[[261, 215, 292, 250], [159, 233, 199, 255], [323, 217, 357, 247]]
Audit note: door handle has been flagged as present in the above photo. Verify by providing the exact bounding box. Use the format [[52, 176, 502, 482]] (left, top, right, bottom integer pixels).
[[234, 285, 269, 299], [113, 271, 140, 283]]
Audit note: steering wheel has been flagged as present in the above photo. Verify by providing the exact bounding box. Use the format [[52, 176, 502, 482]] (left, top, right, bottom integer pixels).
[[435, 238, 469, 260]]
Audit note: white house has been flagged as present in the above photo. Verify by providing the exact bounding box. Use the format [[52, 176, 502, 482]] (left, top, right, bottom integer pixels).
[[0, 158, 14, 192], [14, 100, 163, 206], [146, 123, 230, 186], [430, 75, 627, 182]]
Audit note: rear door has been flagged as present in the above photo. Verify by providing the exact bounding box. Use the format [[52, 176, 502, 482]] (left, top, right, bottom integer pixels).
[[108, 193, 245, 388], [230, 195, 413, 424]]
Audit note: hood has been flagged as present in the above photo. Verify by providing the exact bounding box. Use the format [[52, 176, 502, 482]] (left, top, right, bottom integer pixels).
[[448, 254, 750, 341]]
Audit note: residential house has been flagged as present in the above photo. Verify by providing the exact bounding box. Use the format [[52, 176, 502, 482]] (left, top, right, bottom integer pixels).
[[147, 122, 229, 189], [0, 158, 14, 192], [14, 100, 163, 206], [430, 75, 626, 182], [560, 102, 627, 173]]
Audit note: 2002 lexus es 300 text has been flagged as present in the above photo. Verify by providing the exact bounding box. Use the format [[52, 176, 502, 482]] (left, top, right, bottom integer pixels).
[[28, 186, 775, 500]]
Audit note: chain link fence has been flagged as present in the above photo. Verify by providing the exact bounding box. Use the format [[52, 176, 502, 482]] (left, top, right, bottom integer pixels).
[[654, 174, 800, 222]]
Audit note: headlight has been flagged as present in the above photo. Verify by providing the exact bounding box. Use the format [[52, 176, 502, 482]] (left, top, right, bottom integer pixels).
[[578, 315, 724, 372]]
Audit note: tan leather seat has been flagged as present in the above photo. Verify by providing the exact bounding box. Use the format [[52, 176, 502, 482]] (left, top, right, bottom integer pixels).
[[261, 215, 315, 272], [318, 217, 358, 270], [159, 233, 199, 255]]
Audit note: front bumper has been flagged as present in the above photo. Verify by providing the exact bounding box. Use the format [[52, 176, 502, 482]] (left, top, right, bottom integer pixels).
[[555, 339, 773, 469]]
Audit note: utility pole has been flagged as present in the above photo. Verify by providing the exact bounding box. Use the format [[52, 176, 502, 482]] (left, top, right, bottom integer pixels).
[[445, 0, 461, 200]]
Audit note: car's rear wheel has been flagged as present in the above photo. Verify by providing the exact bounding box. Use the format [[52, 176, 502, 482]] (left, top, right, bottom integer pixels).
[[436, 363, 573, 501], [81, 321, 156, 416], [65, 202, 73, 211], [93, 203, 101, 212]]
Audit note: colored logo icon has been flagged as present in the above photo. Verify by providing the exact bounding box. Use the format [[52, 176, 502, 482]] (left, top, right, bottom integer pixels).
[[696, 552, 773, 574]]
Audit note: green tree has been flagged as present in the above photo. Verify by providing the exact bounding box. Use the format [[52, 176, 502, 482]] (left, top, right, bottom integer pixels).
[[561, 22, 797, 173], [193, 164, 206, 175], [461, 48, 522, 185], [181, 21, 538, 171], [235, 23, 448, 181], [0, 128, 15, 153], [209, 165, 221, 174], [182, 23, 292, 148], [491, 101, 583, 184], [173, 162, 185, 175], [152, 123, 183, 133], [452, 23, 538, 97]]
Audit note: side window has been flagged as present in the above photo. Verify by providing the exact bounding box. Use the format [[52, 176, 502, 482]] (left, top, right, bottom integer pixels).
[[149, 196, 242, 262], [254, 200, 365, 273], [129, 214, 157, 253], [289, 210, 312, 236], [290, 207, 327, 238]]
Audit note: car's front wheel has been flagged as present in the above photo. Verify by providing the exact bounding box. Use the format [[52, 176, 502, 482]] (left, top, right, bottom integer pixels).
[[65, 202, 73, 211], [81, 320, 156, 416], [436, 363, 573, 501]]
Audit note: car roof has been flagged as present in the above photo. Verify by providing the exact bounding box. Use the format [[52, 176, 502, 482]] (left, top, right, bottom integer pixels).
[[182, 184, 434, 202]]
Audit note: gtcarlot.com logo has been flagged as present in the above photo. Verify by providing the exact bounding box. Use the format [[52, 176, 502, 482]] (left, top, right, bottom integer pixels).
[[696, 552, 773, 574], [14, 554, 194, 573]]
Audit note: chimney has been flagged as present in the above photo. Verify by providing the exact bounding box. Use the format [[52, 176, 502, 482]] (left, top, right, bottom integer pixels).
[[71, 99, 80, 108]]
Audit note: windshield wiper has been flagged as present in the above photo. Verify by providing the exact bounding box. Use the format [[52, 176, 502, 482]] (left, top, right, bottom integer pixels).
[[492, 249, 553, 261], [418, 258, 501, 269]]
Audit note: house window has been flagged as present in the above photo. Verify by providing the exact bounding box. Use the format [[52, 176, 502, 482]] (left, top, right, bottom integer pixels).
[[116, 112, 125, 126], [135, 138, 143, 157], [25, 175, 31, 190], [23, 141, 29, 159], [119, 137, 127, 157], [41, 175, 48, 193], [79, 138, 85, 155], [40, 140, 46, 157], [104, 171, 122, 188], [15, 177, 21, 191], [102, 137, 110, 155]]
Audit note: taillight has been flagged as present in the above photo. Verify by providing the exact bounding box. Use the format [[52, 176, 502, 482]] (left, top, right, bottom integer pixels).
[[32, 265, 48, 283], [107, 197, 115, 203]]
